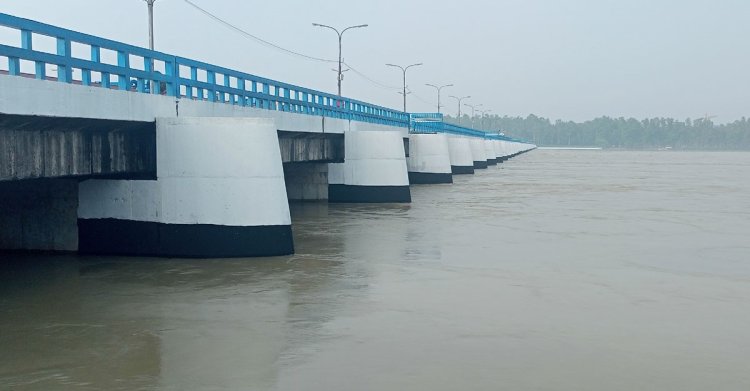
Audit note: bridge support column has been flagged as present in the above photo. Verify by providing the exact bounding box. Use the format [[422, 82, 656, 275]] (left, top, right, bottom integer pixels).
[[484, 140, 498, 166], [509, 142, 518, 159], [469, 138, 488, 169], [283, 163, 329, 201], [0, 179, 78, 252], [328, 130, 411, 203], [77, 117, 293, 258], [498, 140, 510, 162], [406, 133, 452, 184], [494, 140, 505, 163], [447, 136, 475, 175]]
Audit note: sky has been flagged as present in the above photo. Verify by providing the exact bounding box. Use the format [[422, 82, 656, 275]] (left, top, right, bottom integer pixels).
[[2, 0, 749, 122]]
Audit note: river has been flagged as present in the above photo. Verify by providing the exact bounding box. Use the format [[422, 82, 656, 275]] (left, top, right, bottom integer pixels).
[[1, 150, 749, 390]]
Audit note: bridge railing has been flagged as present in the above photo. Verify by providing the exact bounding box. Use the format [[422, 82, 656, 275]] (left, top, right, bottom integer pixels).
[[411, 115, 491, 138], [0, 13, 409, 128], [408, 113, 531, 143]]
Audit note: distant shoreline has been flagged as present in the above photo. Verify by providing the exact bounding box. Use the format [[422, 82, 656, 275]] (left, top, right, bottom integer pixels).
[[537, 147, 603, 150], [536, 147, 750, 151]]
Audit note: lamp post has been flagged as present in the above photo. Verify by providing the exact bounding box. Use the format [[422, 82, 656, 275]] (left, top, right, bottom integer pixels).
[[477, 108, 492, 130], [386, 62, 422, 112], [145, 0, 156, 50], [464, 103, 482, 129], [312, 23, 368, 96], [425, 83, 453, 114], [449, 95, 470, 124], [144, 0, 156, 93]]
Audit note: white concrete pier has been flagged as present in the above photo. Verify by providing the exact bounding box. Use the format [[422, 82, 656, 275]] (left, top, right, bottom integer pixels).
[[447, 136, 475, 175], [407, 133, 453, 184], [77, 117, 294, 257], [328, 130, 411, 203], [469, 138, 488, 169]]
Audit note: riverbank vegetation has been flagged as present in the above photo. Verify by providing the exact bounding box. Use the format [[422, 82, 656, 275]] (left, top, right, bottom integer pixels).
[[448, 115, 750, 150]]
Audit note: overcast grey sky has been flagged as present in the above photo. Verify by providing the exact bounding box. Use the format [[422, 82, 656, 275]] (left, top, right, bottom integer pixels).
[[2, 0, 749, 122]]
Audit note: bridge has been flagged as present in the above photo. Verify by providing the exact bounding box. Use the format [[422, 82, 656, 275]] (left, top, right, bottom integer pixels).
[[0, 13, 536, 258]]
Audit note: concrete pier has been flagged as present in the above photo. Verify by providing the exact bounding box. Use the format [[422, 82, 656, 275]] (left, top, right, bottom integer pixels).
[[406, 133, 453, 184], [283, 163, 329, 201], [0, 179, 78, 251], [447, 136, 475, 175], [328, 131, 411, 203], [469, 139, 488, 169], [484, 140, 498, 166], [77, 117, 294, 257]]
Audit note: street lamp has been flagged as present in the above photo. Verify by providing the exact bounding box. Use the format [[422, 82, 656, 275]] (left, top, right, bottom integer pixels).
[[449, 95, 470, 124], [312, 23, 368, 96], [425, 83, 453, 114], [144, 0, 156, 93], [386, 63, 423, 112], [464, 103, 482, 129], [145, 0, 156, 50], [477, 108, 493, 130]]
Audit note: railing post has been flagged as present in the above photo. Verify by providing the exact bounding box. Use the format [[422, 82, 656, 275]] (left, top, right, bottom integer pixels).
[[7, 30, 21, 76], [8, 56, 20, 76], [271, 85, 278, 110], [250, 80, 258, 107], [207, 70, 216, 102], [165, 57, 178, 97], [262, 83, 270, 109], [117, 50, 129, 90], [19, 29, 41, 80], [143, 56, 154, 93], [283, 87, 290, 112], [56, 37, 72, 83], [20, 29, 32, 50], [190, 66, 200, 99], [223, 74, 230, 103], [237, 78, 246, 106], [90, 45, 108, 88]]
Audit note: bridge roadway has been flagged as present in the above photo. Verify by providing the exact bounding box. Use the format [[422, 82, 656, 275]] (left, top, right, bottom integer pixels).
[[0, 13, 535, 258]]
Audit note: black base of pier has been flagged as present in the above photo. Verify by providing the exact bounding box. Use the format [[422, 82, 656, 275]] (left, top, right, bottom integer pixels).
[[473, 161, 488, 169], [78, 219, 294, 258], [328, 184, 411, 203], [451, 165, 475, 175], [487, 158, 497, 165], [408, 172, 453, 184]]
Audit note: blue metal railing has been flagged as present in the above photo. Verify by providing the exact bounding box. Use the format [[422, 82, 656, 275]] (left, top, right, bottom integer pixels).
[[408, 113, 530, 142], [410, 113, 443, 121], [410, 113, 496, 138], [0, 13, 409, 128]]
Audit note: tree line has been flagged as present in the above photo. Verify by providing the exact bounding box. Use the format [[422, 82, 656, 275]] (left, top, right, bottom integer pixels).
[[444, 114, 750, 150]]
